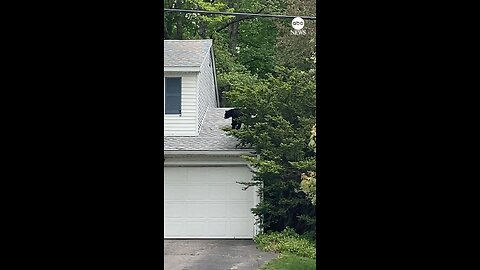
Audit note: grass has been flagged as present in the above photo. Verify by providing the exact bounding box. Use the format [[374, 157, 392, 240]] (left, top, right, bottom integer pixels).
[[259, 254, 316, 270], [254, 228, 316, 269], [254, 228, 316, 259]]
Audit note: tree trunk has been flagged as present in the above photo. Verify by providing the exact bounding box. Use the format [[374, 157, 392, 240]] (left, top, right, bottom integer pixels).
[[164, 23, 169, 39], [175, 0, 184, 39], [227, 0, 239, 54], [199, 21, 207, 39], [164, 0, 174, 39], [228, 22, 239, 54]]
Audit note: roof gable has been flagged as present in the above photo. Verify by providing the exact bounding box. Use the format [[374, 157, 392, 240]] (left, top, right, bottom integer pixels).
[[164, 39, 212, 68]]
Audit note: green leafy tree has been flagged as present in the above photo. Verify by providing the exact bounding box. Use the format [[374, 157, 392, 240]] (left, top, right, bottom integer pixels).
[[299, 125, 316, 205], [224, 66, 316, 234], [164, 0, 233, 40], [274, 0, 316, 71]]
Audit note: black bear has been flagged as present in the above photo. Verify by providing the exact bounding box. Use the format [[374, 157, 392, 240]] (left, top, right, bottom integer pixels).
[[224, 108, 242, 130]]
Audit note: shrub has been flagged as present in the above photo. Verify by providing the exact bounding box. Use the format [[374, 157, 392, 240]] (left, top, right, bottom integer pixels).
[[224, 67, 317, 234], [254, 227, 316, 259]]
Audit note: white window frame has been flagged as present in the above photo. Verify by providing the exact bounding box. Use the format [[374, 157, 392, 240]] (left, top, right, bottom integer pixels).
[[164, 76, 182, 116]]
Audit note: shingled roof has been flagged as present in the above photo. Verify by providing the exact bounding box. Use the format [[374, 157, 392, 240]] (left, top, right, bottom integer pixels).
[[164, 108, 249, 152], [164, 39, 212, 67]]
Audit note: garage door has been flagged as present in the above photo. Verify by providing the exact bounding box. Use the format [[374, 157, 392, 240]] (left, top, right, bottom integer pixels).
[[164, 166, 255, 239]]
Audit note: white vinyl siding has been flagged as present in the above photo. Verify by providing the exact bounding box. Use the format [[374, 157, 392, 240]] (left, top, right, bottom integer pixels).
[[164, 72, 198, 136], [197, 51, 217, 131]]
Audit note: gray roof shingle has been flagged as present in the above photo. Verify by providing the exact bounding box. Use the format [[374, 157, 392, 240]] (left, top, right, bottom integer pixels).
[[164, 40, 212, 67], [164, 108, 247, 151]]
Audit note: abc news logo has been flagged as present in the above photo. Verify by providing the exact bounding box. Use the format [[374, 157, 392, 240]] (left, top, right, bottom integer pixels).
[[291, 17, 306, 35]]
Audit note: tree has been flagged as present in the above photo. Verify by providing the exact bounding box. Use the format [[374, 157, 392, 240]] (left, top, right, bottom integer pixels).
[[274, 0, 316, 71], [224, 66, 316, 234], [163, 0, 233, 40], [299, 125, 316, 205]]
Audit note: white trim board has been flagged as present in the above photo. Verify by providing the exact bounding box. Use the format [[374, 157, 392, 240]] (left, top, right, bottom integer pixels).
[[164, 155, 251, 166], [164, 67, 200, 72], [164, 150, 254, 157]]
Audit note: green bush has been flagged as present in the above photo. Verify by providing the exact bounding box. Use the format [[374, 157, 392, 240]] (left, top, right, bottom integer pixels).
[[254, 227, 316, 259], [224, 66, 317, 234]]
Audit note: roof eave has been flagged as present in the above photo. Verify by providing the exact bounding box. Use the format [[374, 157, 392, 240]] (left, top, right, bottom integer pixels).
[[164, 150, 254, 157], [164, 67, 201, 72]]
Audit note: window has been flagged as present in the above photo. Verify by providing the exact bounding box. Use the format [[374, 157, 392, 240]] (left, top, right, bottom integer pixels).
[[165, 77, 181, 114]]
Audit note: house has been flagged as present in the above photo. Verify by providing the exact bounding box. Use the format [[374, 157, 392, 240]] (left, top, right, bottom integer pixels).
[[164, 40, 258, 239]]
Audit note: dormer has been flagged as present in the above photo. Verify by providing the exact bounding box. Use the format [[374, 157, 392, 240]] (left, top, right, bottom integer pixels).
[[164, 40, 219, 137]]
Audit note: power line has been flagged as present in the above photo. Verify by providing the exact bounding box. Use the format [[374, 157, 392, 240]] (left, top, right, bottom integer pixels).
[[164, 8, 316, 20]]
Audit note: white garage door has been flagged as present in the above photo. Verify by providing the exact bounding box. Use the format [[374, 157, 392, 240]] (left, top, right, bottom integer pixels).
[[164, 166, 255, 239]]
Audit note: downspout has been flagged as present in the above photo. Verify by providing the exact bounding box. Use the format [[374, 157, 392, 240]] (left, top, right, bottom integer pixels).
[[210, 44, 220, 107]]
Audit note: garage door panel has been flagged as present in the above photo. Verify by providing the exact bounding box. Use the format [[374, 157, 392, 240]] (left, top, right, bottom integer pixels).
[[165, 221, 185, 236], [167, 168, 188, 181], [228, 203, 253, 218], [186, 186, 209, 200], [207, 185, 229, 200], [164, 186, 187, 200], [164, 166, 255, 239], [229, 186, 254, 201], [187, 203, 209, 218], [188, 222, 207, 236], [207, 203, 228, 218], [229, 221, 253, 237], [208, 222, 227, 236], [187, 168, 224, 183], [164, 203, 186, 218]]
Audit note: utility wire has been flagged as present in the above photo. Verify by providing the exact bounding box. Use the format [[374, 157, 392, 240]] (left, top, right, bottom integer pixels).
[[164, 8, 316, 20]]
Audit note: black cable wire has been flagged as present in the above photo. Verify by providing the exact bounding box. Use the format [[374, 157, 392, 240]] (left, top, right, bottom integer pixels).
[[164, 8, 316, 20]]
